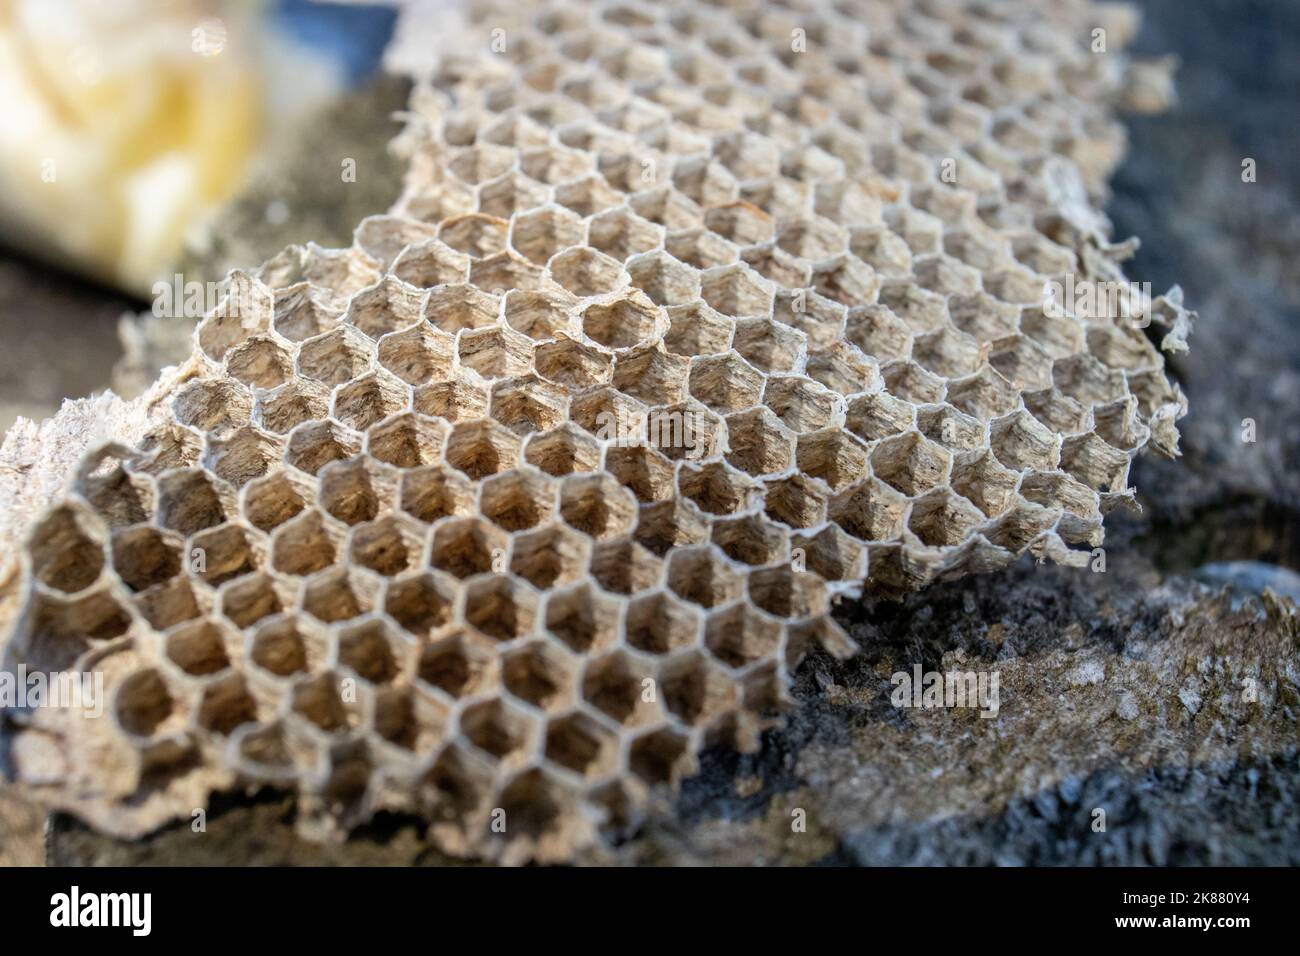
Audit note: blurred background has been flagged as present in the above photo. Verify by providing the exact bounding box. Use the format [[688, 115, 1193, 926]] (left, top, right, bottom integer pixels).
[[0, 0, 407, 431]]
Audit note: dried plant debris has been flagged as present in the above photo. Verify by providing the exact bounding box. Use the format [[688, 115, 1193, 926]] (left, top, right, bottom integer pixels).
[[0, 0, 1192, 863]]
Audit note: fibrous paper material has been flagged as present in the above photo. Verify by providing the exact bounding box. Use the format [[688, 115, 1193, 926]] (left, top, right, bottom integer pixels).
[[0, 0, 1191, 863]]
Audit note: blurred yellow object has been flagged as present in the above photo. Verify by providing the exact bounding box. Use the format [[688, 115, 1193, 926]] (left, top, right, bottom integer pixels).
[[0, 0, 260, 294]]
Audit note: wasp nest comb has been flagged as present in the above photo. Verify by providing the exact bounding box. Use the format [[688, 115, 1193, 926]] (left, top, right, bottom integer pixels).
[[1, 0, 1192, 863]]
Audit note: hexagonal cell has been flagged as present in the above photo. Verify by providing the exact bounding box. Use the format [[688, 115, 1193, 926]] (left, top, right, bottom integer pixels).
[[806, 342, 879, 396], [196, 274, 273, 361], [552, 172, 623, 218], [391, 239, 471, 288], [156, 468, 232, 536], [663, 227, 735, 271], [225, 335, 292, 389], [530, 334, 610, 391], [485, 375, 567, 436], [843, 304, 911, 362], [297, 325, 374, 388], [502, 639, 576, 711], [301, 567, 379, 624], [708, 510, 787, 565], [539, 580, 622, 653], [348, 514, 424, 576], [458, 326, 536, 380], [828, 478, 909, 542], [412, 376, 489, 422], [796, 429, 870, 491], [747, 563, 829, 619], [29, 506, 105, 594], [730, 317, 803, 374], [699, 264, 774, 319], [699, 201, 773, 247], [75, 448, 158, 527], [270, 509, 343, 576], [810, 254, 880, 309], [131, 576, 203, 632], [203, 427, 285, 489], [317, 456, 395, 526], [165, 619, 233, 677], [459, 697, 537, 763], [290, 670, 362, 734], [476, 169, 550, 219], [989, 410, 1060, 472], [1019, 471, 1102, 523], [392, 468, 468, 527], [661, 301, 732, 358], [272, 283, 344, 342], [462, 573, 539, 642], [190, 522, 261, 586], [582, 650, 658, 726], [436, 213, 510, 259], [640, 402, 718, 464], [558, 473, 638, 540], [503, 288, 576, 340], [510, 205, 584, 266], [870, 432, 951, 496], [686, 352, 764, 414], [776, 216, 849, 260], [335, 619, 408, 685], [114, 667, 175, 737], [663, 542, 745, 607], [546, 246, 627, 299], [239, 469, 311, 534], [363, 412, 446, 469], [600, 442, 671, 503], [949, 450, 1019, 518], [790, 524, 867, 581], [587, 206, 663, 261], [330, 371, 410, 433], [443, 140, 513, 183], [428, 516, 507, 579], [718, 407, 790, 479], [580, 293, 662, 350], [624, 589, 701, 654], [626, 251, 700, 306], [249, 616, 330, 676], [195, 672, 259, 737], [172, 378, 252, 437], [843, 391, 912, 443], [626, 182, 703, 230], [255, 379, 331, 435], [1060, 433, 1132, 493], [377, 322, 454, 385], [545, 710, 619, 778], [762, 376, 839, 434], [216, 572, 289, 629], [704, 603, 782, 670], [946, 366, 1023, 421], [344, 276, 426, 341], [444, 419, 522, 480], [470, 250, 546, 294], [423, 283, 499, 334], [110, 525, 181, 592], [674, 458, 757, 515], [908, 489, 991, 550], [989, 333, 1055, 390], [285, 419, 362, 476], [474, 469, 552, 532], [514, 423, 596, 478], [659, 651, 736, 727], [382, 568, 455, 635], [917, 404, 985, 452], [611, 346, 690, 405], [414, 629, 495, 701], [22, 589, 131, 671]]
